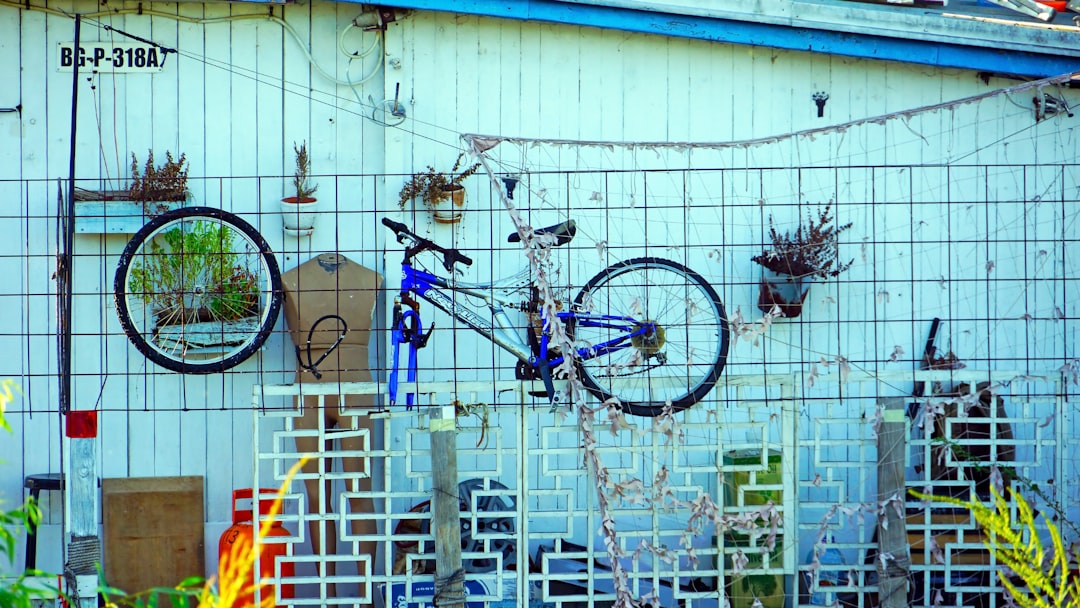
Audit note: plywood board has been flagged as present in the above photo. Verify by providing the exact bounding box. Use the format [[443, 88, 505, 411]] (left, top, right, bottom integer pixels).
[[103, 476, 204, 605]]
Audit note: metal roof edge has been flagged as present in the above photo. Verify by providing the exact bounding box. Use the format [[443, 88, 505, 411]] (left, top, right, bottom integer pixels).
[[360, 0, 1080, 78], [561, 0, 1080, 58]]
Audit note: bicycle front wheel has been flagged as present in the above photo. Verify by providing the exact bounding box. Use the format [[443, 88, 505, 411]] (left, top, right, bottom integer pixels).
[[114, 206, 283, 374], [570, 257, 729, 416]]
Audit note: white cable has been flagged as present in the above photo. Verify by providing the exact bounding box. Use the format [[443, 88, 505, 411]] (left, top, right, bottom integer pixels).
[[0, 0, 383, 90]]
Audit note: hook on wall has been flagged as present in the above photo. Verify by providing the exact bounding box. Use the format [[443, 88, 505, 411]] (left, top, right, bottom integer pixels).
[[812, 92, 829, 118]]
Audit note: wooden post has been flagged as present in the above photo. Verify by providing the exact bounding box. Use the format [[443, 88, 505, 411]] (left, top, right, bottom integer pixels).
[[65, 409, 102, 606], [876, 397, 910, 608], [430, 405, 465, 608]]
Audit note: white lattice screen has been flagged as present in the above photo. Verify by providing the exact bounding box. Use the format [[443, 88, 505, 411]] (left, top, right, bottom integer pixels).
[[251, 368, 1074, 608]]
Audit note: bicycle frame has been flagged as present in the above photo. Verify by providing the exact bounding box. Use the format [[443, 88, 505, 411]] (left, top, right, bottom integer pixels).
[[389, 259, 656, 408]]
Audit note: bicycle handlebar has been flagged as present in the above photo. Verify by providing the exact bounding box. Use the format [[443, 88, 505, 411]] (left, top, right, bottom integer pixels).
[[381, 217, 410, 234], [381, 217, 473, 271]]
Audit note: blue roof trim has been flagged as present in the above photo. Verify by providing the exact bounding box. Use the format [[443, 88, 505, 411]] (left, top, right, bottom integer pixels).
[[366, 0, 1080, 78]]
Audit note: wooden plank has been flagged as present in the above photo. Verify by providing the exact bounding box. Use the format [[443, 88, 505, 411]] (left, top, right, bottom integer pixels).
[[73, 200, 182, 233], [102, 476, 205, 605]]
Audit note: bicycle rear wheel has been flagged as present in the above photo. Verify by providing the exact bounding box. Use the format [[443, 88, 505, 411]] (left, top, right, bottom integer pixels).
[[570, 257, 729, 416], [114, 206, 282, 374]]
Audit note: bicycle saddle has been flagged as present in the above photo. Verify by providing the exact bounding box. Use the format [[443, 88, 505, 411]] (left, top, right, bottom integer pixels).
[[507, 220, 576, 246]]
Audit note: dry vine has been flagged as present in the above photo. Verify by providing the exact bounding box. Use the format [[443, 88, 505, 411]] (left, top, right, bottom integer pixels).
[[470, 138, 785, 608]]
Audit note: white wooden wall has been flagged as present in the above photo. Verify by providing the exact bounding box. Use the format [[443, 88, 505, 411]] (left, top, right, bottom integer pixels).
[[1, 1, 1078, 587], [0, 0, 388, 576]]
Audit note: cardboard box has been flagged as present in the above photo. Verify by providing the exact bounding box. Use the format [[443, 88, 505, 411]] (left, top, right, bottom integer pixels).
[[381, 580, 488, 608], [382, 578, 529, 608], [723, 449, 782, 508]]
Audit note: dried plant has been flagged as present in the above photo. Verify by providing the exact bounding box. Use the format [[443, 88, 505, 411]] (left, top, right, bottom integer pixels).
[[129, 150, 190, 216], [290, 141, 318, 201], [398, 152, 481, 208], [927, 347, 965, 371], [751, 203, 853, 279]]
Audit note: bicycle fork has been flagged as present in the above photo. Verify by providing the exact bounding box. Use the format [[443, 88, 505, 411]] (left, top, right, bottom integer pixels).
[[390, 298, 431, 408]]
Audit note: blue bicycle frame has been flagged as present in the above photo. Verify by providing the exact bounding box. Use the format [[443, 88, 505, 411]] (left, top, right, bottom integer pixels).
[[388, 259, 657, 408]]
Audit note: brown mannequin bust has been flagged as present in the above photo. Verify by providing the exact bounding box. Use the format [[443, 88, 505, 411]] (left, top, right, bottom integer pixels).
[[280, 253, 383, 601]]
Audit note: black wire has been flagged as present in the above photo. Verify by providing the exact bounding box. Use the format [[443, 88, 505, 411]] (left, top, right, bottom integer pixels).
[[99, 23, 177, 65], [295, 314, 348, 380]]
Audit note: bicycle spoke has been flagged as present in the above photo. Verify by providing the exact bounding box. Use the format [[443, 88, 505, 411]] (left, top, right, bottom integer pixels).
[[572, 257, 728, 416]]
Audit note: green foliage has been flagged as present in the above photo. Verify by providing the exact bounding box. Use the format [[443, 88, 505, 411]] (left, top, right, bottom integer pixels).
[[398, 152, 481, 208], [911, 486, 1080, 608], [0, 497, 48, 608], [1, 380, 57, 608], [751, 203, 853, 279], [99, 571, 206, 608], [129, 220, 259, 325], [290, 141, 318, 200], [129, 150, 190, 216]]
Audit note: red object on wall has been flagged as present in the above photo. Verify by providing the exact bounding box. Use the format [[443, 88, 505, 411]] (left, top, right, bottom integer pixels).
[[65, 410, 98, 438], [218, 488, 295, 607]]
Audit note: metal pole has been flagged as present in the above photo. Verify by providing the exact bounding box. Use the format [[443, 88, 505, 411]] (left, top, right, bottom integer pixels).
[[60, 15, 79, 416]]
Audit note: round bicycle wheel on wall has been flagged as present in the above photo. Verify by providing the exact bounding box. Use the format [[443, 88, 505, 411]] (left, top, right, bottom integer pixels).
[[570, 257, 730, 417], [114, 206, 283, 374]]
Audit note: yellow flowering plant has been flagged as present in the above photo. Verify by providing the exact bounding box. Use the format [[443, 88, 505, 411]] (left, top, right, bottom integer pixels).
[[911, 486, 1080, 608]]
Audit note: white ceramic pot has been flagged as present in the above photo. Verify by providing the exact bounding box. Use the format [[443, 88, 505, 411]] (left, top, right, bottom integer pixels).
[[280, 197, 318, 236]]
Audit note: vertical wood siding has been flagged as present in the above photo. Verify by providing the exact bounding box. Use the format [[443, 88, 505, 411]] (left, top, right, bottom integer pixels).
[[1, 4, 1077, 581]]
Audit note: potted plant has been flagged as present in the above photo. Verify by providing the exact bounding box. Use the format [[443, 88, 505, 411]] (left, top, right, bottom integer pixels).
[[74, 150, 190, 233], [128, 219, 260, 329], [398, 152, 481, 224], [750, 203, 852, 318], [280, 141, 319, 236]]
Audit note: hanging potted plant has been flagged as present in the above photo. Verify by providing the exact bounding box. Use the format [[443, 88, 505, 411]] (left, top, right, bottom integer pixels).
[[750, 203, 852, 318], [74, 150, 190, 233], [280, 140, 319, 237], [398, 152, 481, 224]]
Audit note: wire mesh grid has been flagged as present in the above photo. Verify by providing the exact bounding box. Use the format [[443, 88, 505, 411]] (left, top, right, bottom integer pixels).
[[3, 157, 1079, 606]]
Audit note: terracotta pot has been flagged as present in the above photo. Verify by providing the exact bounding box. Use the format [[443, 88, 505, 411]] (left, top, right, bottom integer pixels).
[[280, 197, 318, 235], [757, 268, 811, 318], [430, 186, 466, 224]]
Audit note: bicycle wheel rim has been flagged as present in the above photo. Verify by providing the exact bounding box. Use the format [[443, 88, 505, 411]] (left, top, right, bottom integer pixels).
[[114, 207, 282, 374], [571, 257, 729, 416]]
